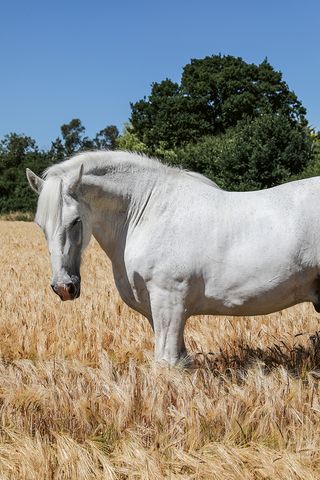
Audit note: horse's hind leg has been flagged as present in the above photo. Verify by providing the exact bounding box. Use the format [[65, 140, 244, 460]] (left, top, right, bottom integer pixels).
[[149, 287, 189, 367]]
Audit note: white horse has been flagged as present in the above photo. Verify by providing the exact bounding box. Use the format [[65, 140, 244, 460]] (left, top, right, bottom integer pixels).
[[26, 151, 320, 366]]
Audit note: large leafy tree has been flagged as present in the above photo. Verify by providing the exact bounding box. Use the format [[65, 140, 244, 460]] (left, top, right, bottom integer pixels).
[[94, 125, 119, 150], [0, 133, 37, 172], [0, 119, 121, 214], [60, 118, 87, 155], [50, 118, 89, 161], [130, 79, 209, 150], [50, 119, 119, 161], [130, 55, 307, 151], [173, 114, 312, 190], [0, 133, 49, 212]]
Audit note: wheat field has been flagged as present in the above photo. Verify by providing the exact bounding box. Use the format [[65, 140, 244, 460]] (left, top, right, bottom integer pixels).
[[1, 220, 320, 479]]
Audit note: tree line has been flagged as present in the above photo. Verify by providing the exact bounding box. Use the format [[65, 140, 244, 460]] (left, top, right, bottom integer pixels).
[[1, 54, 319, 214]]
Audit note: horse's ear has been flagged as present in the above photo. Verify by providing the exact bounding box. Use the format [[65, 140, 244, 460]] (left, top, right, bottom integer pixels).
[[69, 164, 84, 197], [26, 168, 43, 194]]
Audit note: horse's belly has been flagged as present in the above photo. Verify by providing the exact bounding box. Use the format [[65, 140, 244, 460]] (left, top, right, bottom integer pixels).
[[198, 294, 296, 316], [194, 269, 318, 316]]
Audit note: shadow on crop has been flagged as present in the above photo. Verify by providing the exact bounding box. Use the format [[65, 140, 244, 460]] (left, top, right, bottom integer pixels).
[[193, 331, 320, 378]]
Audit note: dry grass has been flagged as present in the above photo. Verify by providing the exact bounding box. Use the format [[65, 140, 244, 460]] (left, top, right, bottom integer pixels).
[[1, 220, 320, 479], [0, 212, 34, 222]]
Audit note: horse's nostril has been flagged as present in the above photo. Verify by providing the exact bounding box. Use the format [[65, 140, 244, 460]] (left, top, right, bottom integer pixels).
[[67, 283, 76, 295], [51, 282, 78, 300]]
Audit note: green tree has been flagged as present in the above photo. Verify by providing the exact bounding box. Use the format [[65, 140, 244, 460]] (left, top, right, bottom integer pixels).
[[116, 124, 148, 153], [50, 120, 120, 160], [60, 118, 86, 155], [130, 79, 207, 150], [0, 133, 37, 171], [294, 130, 320, 179], [174, 114, 312, 191], [130, 55, 307, 151], [0, 133, 50, 213], [95, 125, 119, 150], [50, 137, 65, 162]]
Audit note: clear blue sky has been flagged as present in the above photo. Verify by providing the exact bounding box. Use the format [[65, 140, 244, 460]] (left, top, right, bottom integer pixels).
[[1, 0, 319, 149]]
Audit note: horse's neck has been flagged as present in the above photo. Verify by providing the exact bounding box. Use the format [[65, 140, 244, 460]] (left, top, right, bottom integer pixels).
[[80, 168, 156, 258]]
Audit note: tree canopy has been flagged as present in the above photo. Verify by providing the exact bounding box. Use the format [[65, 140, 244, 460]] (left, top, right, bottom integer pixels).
[[171, 114, 313, 191], [130, 55, 307, 150], [0, 119, 119, 214]]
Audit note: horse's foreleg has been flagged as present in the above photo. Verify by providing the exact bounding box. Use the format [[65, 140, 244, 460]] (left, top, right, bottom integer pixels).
[[149, 287, 189, 366]]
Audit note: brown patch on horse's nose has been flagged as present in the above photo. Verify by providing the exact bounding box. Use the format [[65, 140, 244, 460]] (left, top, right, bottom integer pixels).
[[52, 283, 74, 301]]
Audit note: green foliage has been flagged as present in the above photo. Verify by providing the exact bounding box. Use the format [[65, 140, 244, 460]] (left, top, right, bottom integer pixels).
[[95, 125, 119, 150], [60, 118, 86, 155], [174, 114, 313, 190], [0, 120, 120, 215], [50, 119, 119, 162], [131, 79, 209, 150], [130, 55, 307, 151], [293, 132, 320, 180], [115, 124, 148, 153], [0, 133, 50, 212]]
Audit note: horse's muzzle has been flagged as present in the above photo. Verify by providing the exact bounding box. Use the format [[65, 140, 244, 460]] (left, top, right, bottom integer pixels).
[[51, 280, 80, 301]]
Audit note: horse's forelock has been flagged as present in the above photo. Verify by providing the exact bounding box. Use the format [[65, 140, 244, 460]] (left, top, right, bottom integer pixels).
[[35, 176, 63, 230]]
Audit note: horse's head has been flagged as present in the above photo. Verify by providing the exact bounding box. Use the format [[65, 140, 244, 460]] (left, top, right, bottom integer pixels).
[[26, 165, 92, 301]]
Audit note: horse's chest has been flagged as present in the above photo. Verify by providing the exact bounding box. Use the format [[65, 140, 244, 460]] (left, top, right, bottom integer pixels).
[[112, 264, 151, 318]]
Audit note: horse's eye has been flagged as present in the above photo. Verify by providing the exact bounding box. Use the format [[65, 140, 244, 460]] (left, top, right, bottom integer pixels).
[[71, 217, 81, 227]]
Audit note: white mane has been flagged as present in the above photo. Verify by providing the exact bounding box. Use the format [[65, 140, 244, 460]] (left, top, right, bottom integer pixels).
[[43, 150, 169, 179], [35, 150, 219, 227], [43, 150, 219, 186]]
